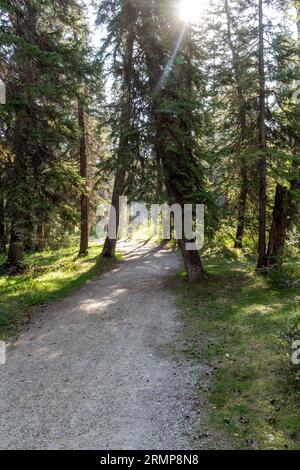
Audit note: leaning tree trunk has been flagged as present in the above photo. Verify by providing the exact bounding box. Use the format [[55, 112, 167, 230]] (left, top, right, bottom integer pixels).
[[179, 238, 205, 281], [257, 0, 267, 270], [266, 184, 290, 268], [154, 99, 205, 282], [138, 3, 205, 282], [0, 199, 6, 253], [177, 28, 204, 281], [78, 100, 89, 257], [164, 176, 205, 282]]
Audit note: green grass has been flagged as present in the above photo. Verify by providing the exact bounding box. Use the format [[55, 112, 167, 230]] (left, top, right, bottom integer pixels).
[[177, 255, 300, 450], [0, 241, 121, 340]]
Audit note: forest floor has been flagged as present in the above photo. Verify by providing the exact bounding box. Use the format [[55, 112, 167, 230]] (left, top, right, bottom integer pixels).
[[177, 254, 300, 450], [0, 241, 222, 450], [1, 241, 299, 450], [0, 241, 120, 340]]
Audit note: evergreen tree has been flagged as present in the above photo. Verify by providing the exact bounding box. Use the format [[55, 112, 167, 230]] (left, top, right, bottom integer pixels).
[[0, 0, 93, 272], [96, 0, 143, 257]]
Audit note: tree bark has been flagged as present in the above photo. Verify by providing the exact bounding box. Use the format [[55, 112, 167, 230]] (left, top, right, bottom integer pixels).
[[44, 219, 51, 241], [266, 184, 289, 268], [224, 0, 249, 249], [179, 238, 204, 281], [78, 100, 89, 257], [101, 169, 126, 257], [163, 173, 205, 281], [257, 0, 267, 270], [235, 166, 248, 248], [23, 215, 35, 252], [2, 3, 37, 273], [4, 209, 27, 274], [36, 223, 44, 252], [3, 133, 28, 273], [101, 3, 135, 258], [5, 221, 10, 245], [264, 3, 300, 266], [287, 4, 300, 230], [138, 4, 204, 281], [153, 103, 205, 281], [0, 199, 6, 253]]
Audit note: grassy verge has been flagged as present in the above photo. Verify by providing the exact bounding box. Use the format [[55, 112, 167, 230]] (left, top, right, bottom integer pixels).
[[177, 256, 300, 449], [0, 241, 121, 340]]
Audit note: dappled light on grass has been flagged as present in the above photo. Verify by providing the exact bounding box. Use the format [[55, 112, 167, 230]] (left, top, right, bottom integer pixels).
[[177, 256, 300, 449], [0, 241, 121, 340]]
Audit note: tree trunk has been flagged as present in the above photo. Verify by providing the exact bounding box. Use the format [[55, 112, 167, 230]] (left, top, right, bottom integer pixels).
[[154, 105, 205, 282], [266, 184, 289, 268], [36, 223, 44, 252], [257, 0, 267, 270], [138, 4, 204, 281], [4, 210, 27, 274], [5, 220, 10, 245], [102, 169, 126, 257], [234, 166, 248, 248], [101, 3, 135, 258], [0, 199, 6, 253], [287, 6, 300, 230], [179, 238, 205, 281], [3, 133, 28, 273], [224, 0, 249, 249], [164, 177, 205, 282], [286, 141, 300, 232], [23, 216, 35, 252], [2, 4, 37, 273], [44, 219, 51, 241], [78, 100, 89, 257], [179, 26, 204, 280], [264, 3, 300, 267]]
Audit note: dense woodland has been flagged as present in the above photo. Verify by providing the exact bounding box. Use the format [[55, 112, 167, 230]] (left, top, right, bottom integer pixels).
[[1, 0, 300, 451], [0, 0, 300, 277]]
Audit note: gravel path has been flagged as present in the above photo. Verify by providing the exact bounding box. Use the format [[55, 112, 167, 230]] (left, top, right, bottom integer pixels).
[[0, 242, 206, 450]]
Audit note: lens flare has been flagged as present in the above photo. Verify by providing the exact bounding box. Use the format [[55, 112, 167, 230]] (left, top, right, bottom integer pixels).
[[179, 0, 206, 23]]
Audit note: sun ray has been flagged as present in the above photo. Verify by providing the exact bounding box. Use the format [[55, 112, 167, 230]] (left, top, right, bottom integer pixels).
[[156, 24, 186, 91]]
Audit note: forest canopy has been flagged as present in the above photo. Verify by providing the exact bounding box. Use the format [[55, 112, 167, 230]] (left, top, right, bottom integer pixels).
[[0, 0, 299, 280], [1, 0, 300, 452]]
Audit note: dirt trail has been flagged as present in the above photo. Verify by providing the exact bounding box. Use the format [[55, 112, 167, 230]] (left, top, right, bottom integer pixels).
[[0, 242, 208, 450]]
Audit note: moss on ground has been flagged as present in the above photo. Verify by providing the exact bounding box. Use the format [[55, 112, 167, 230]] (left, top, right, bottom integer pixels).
[[177, 256, 300, 449]]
